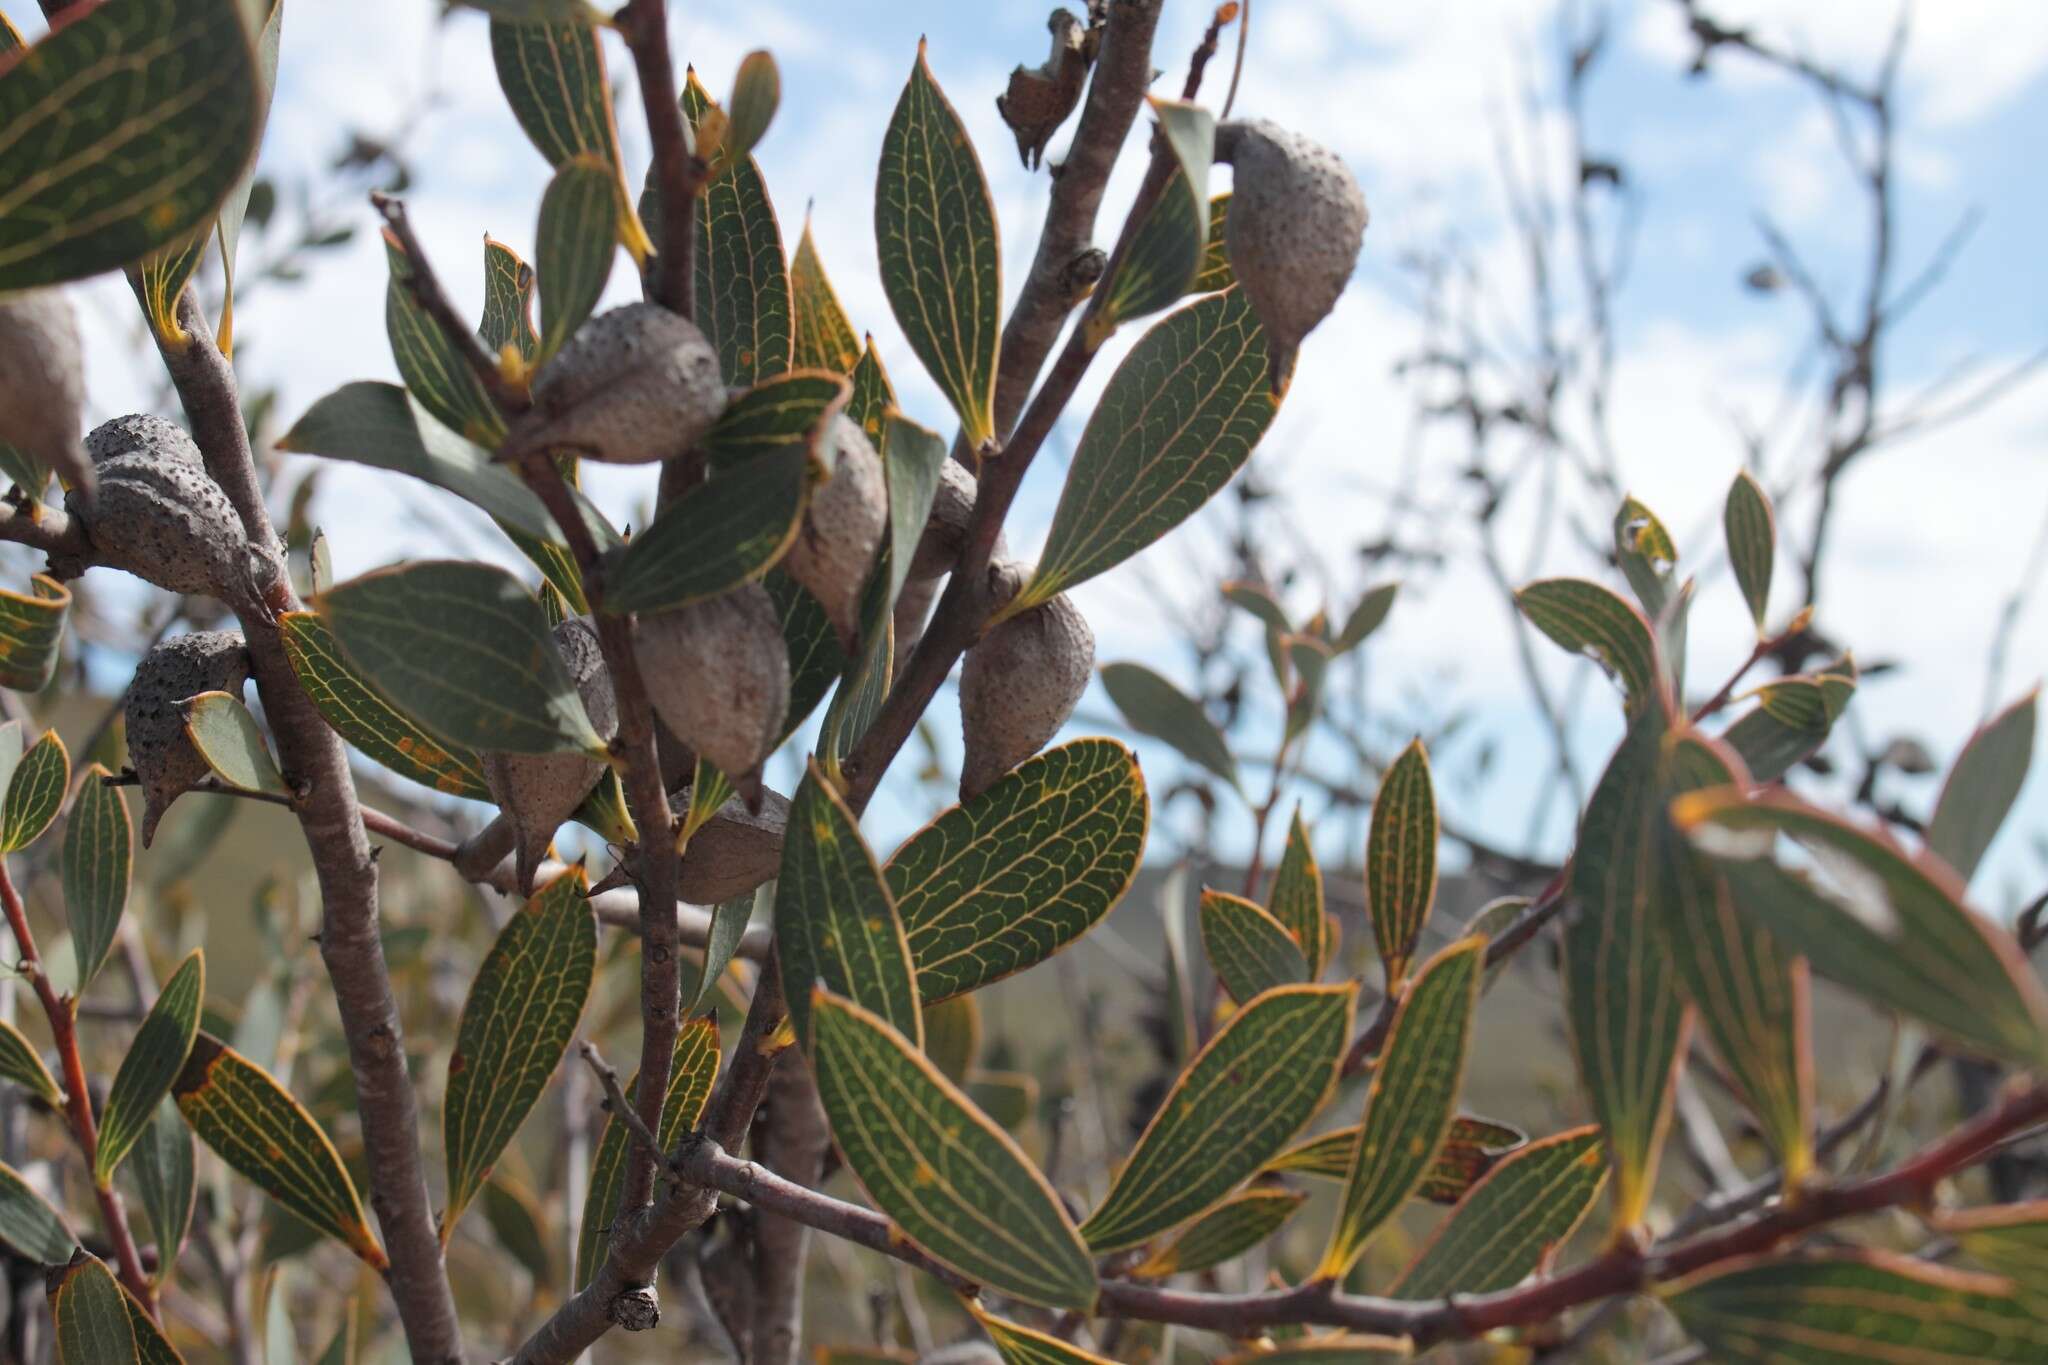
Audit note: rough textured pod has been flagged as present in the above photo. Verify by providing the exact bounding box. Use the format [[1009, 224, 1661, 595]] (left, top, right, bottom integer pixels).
[[84, 414, 205, 470], [510, 303, 726, 464], [675, 785, 790, 904], [958, 560, 1094, 799], [0, 289, 91, 496], [1217, 118, 1368, 394], [907, 457, 977, 582], [637, 583, 790, 796], [782, 414, 886, 649], [482, 616, 619, 894], [67, 448, 276, 613], [126, 631, 251, 846]]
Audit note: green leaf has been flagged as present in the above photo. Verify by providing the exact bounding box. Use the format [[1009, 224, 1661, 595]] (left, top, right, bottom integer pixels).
[[776, 760, 922, 1048], [682, 888, 755, 1016], [1200, 890, 1308, 1004], [1082, 983, 1356, 1252], [1366, 739, 1438, 987], [1724, 470, 1776, 630], [318, 559, 606, 757], [723, 50, 780, 162], [1266, 1115, 1527, 1205], [1094, 100, 1215, 339], [1283, 634, 1334, 743], [175, 1034, 386, 1268], [1192, 193, 1234, 293], [1269, 808, 1329, 978], [0, 0, 264, 290], [1566, 702, 1687, 1230], [129, 1100, 196, 1287], [1, 728, 66, 852], [459, 0, 604, 20], [535, 155, 618, 363], [1321, 936, 1482, 1276], [0, 575, 70, 692], [0, 14, 21, 56], [1015, 290, 1278, 611], [1134, 1187, 1305, 1278], [0, 1018, 57, 1107], [482, 1177, 553, 1287], [1100, 661, 1238, 790], [846, 338, 897, 447], [971, 1302, 1114, 1363], [480, 236, 539, 362], [210, 0, 284, 359], [278, 381, 619, 556], [277, 613, 491, 800], [1333, 583, 1399, 655], [815, 568, 892, 785], [574, 1014, 720, 1291], [702, 370, 851, 470], [1613, 496, 1678, 619], [1938, 1202, 2048, 1303], [765, 572, 846, 740], [671, 71, 792, 386], [137, 230, 211, 344], [1722, 676, 1841, 783], [922, 992, 981, 1084], [0, 443, 48, 504], [48, 1253, 138, 1364], [875, 41, 1002, 447], [811, 987, 1095, 1308], [444, 866, 597, 1234], [790, 221, 862, 373], [1675, 787, 2048, 1070], [0, 1161, 76, 1263], [886, 738, 1148, 1001], [1391, 1126, 1607, 1299], [181, 692, 287, 797], [1665, 1250, 2048, 1362], [97, 951, 205, 1187], [881, 410, 949, 611], [1222, 579, 1291, 633], [1928, 690, 2036, 885], [1653, 734, 1813, 1180], [1516, 578, 1659, 711], [491, 17, 650, 260], [382, 232, 504, 446], [63, 764, 132, 991], [604, 446, 813, 613]]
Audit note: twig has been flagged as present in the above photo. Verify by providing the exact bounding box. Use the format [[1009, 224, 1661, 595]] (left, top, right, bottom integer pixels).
[[579, 1041, 664, 1167], [369, 193, 529, 413], [614, 0, 704, 316], [1690, 608, 1813, 722]]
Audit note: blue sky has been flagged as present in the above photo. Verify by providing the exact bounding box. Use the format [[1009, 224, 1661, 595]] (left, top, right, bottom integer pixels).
[[25, 0, 2048, 905]]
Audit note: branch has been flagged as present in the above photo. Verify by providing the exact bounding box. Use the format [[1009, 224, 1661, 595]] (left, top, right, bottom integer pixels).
[[0, 499, 93, 569], [579, 1041, 663, 1165], [614, 0, 705, 316], [370, 194, 529, 413], [747, 1055, 832, 1365], [149, 292, 464, 1363]]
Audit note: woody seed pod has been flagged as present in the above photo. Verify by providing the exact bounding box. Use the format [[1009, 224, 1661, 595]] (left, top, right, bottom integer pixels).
[[782, 413, 887, 650], [0, 289, 92, 497], [1216, 119, 1368, 395], [675, 784, 790, 904], [510, 303, 726, 464], [958, 560, 1094, 799], [637, 582, 790, 796], [67, 428, 278, 615], [482, 616, 619, 895], [84, 413, 204, 470], [907, 457, 977, 582], [126, 631, 251, 846]]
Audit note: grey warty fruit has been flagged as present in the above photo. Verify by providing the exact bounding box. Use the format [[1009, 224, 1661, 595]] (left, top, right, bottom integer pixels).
[[1216, 118, 1368, 395], [482, 616, 620, 896], [958, 560, 1093, 799], [782, 413, 887, 650], [0, 289, 92, 497], [127, 631, 251, 847], [67, 418, 279, 615], [674, 784, 789, 905], [638, 582, 790, 799], [508, 303, 726, 464], [907, 457, 977, 582]]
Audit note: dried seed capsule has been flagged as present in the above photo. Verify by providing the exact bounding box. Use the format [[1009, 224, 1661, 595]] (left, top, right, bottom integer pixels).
[[482, 616, 619, 895], [637, 583, 790, 796], [675, 784, 790, 904], [0, 290, 91, 497], [126, 631, 251, 846], [782, 413, 886, 649], [509, 303, 726, 465], [907, 457, 977, 582], [84, 414, 204, 470], [1216, 119, 1368, 395], [67, 443, 277, 614], [958, 560, 1093, 799]]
